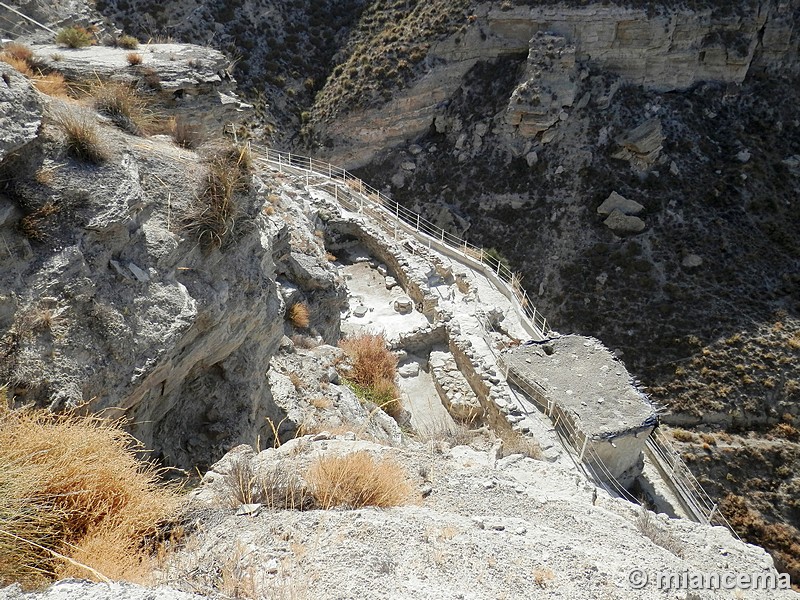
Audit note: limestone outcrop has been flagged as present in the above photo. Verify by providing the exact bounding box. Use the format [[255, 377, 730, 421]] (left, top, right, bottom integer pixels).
[[31, 44, 251, 136], [313, 1, 799, 168], [0, 64, 42, 162]]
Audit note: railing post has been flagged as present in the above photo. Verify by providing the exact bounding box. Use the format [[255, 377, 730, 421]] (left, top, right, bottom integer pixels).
[[278, 155, 282, 173], [440, 229, 445, 242], [415, 214, 420, 232], [359, 194, 363, 213], [328, 164, 332, 178], [479, 248, 483, 263], [496, 260, 501, 276], [394, 201, 399, 218], [578, 435, 589, 462]]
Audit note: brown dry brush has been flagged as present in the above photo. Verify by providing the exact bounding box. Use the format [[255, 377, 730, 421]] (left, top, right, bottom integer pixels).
[[339, 333, 403, 419], [306, 451, 418, 509], [90, 80, 153, 136], [0, 401, 181, 587], [184, 143, 253, 251]]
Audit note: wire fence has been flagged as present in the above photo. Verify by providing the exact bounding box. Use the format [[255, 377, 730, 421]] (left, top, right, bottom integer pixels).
[[0, 2, 55, 38], [256, 148, 550, 340]]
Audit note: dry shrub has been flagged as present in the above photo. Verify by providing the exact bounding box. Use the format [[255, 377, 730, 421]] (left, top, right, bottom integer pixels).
[[498, 427, 542, 460], [340, 333, 397, 386], [32, 73, 69, 98], [91, 80, 151, 136], [306, 451, 417, 509], [55, 26, 95, 49], [51, 105, 109, 164], [126, 52, 143, 66], [0, 406, 181, 586], [670, 428, 696, 443], [0, 53, 33, 77], [2, 43, 33, 64], [224, 459, 313, 511], [288, 302, 310, 329], [183, 143, 252, 250], [721, 494, 800, 582], [171, 116, 205, 149], [339, 333, 402, 419]]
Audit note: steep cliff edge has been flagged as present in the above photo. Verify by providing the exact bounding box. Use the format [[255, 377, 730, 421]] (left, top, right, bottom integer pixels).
[[307, 0, 799, 167], [0, 44, 371, 471]]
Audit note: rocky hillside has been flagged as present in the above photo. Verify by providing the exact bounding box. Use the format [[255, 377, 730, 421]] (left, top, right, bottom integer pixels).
[[2, 0, 799, 593]]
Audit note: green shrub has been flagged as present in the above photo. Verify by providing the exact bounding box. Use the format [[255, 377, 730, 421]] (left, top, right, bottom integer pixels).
[[55, 26, 95, 49]]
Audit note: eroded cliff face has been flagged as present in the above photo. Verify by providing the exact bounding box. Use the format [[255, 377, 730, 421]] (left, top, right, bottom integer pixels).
[[310, 0, 799, 167], [0, 45, 352, 471]]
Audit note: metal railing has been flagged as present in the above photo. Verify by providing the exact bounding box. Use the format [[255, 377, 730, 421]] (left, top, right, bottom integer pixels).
[[255, 147, 739, 538], [645, 427, 740, 537], [256, 148, 550, 339]]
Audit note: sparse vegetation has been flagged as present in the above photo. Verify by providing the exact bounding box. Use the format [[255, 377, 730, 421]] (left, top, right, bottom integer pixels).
[[183, 143, 253, 251], [287, 302, 310, 329], [0, 404, 180, 586], [498, 427, 542, 459], [126, 52, 143, 66], [171, 117, 205, 149], [17, 202, 59, 241], [51, 106, 110, 164], [224, 459, 312, 511], [306, 451, 417, 509], [339, 333, 402, 419], [117, 35, 140, 50], [91, 80, 152, 135], [635, 506, 684, 558], [55, 26, 95, 49]]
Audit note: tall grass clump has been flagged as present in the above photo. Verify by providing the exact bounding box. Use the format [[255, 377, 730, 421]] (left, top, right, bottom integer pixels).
[[306, 451, 417, 509], [51, 105, 109, 164], [339, 333, 402, 420], [0, 401, 181, 586], [91, 80, 151, 135], [184, 143, 252, 251], [55, 26, 95, 49]]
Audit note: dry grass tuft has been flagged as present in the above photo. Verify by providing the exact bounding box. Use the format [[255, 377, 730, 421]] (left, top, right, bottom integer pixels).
[[51, 105, 109, 164], [0, 53, 33, 77], [306, 451, 417, 509], [170, 117, 205, 149], [55, 26, 95, 48], [0, 405, 181, 586], [339, 333, 402, 419], [288, 302, 310, 329], [2, 43, 33, 64], [126, 52, 143, 66], [224, 459, 314, 511], [0, 44, 69, 98], [32, 73, 69, 98], [498, 428, 542, 460], [91, 80, 152, 136], [183, 143, 252, 250]]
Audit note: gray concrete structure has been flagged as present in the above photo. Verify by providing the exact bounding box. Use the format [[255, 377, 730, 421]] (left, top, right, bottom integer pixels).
[[501, 334, 657, 489]]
